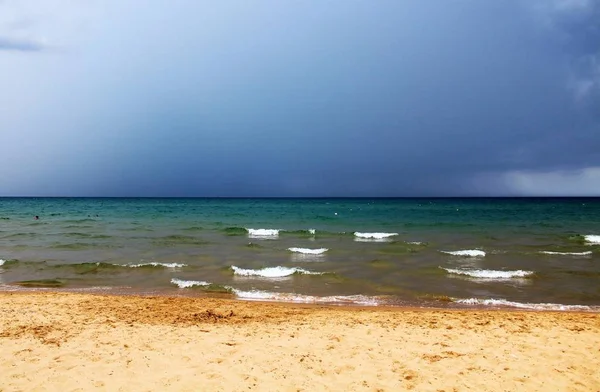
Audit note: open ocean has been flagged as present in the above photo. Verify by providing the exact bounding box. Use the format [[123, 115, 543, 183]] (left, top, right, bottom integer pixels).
[[0, 197, 599, 311]]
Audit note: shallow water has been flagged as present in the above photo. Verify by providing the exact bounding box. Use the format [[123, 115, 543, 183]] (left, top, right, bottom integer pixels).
[[1, 197, 599, 310]]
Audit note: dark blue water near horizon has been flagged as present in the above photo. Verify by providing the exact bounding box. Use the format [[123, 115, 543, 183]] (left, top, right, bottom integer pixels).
[[1, 197, 599, 310]]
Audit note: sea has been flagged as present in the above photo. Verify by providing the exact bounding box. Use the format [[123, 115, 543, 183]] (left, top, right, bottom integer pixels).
[[0, 197, 599, 311]]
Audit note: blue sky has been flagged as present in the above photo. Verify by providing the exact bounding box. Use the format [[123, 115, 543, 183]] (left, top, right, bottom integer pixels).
[[1, 0, 599, 196]]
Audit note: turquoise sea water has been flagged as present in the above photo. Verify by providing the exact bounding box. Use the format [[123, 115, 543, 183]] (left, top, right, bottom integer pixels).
[[0, 198, 599, 310]]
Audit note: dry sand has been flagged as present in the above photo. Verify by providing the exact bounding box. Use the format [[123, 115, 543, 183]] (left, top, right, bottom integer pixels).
[[0, 292, 598, 392]]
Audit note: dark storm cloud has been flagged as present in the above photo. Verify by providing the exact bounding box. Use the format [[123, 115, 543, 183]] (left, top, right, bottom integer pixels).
[[517, 1, 600, 170], [552, 1, 600, 115], [1, 0, 599, 196]]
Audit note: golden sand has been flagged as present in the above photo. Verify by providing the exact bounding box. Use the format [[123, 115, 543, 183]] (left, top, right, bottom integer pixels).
[[0, 292, 598, 391]]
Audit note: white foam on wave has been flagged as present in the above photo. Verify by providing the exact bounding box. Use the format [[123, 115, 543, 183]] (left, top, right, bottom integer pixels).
[[128, 262, 187, 268], [0, 259, 5, 267], [247, 228, 279, 237], [442, 250, 486, 257], [584, 235, 600, 244], [170, 278, 210, 288], [442, 267, 533, 279], [231, 289, 274, 300], [309, 229, 316, 235], [455, 298, 598, 311], [288, 247, 328, 255], [354, 232, 398, 239], [231, 289, 380, 306], [407, 241, 424, 245], [540, 251, 592, 256], [354, 238, 395, 243], [231, 265, 321, 278]]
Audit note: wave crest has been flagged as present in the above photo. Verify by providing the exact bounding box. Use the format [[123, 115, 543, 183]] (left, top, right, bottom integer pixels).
[[247, 228, 280, 238], [441, 250, 486, 257], [585, 235, 600, 244], [455, 298, 598, 311], [128, 262, 187, 268], [540, 251, 592, 256], [442, 268, 533, 279], [231, 289, 380, 305], [231, 266, 321, 278], [288, 247, 328, 255], [170, 278, 210, 288], [354, 232, 398, 239]]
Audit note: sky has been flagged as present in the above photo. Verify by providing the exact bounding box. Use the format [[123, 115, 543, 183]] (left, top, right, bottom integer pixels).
[[0, 0, 599, 197]]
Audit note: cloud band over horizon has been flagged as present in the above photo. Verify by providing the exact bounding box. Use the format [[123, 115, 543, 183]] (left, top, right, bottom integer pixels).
[[0, 0, 598, 197]]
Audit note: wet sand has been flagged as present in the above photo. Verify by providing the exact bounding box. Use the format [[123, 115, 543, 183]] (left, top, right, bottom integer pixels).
[[0, 292, 598, 391]]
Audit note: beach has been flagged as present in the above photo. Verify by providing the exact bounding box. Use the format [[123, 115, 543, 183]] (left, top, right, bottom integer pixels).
[[1, 292, 598, 391]]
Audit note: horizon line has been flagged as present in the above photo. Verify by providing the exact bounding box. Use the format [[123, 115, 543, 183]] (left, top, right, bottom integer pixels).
[[1, 196, 600, 199]]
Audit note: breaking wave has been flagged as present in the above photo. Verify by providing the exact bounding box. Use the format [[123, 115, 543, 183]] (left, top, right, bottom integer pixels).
[[441, 250, 486, 257], [223, 227, 316, 237], [247, 228, 280, 238], [170, 278, 210, 288], [230, 289, 381, 306], [354, 232, 398, 239], [540, 251, 592, 256], [442, 268, 533, 279], [287, 247, 328, 255], [128, 262, 187, 268], [0, 259, 5, 267], [231, 266, 322, 278], [455, 298, 599, 311], [585, 235, 600, 244], [170, 278, 233, 293]]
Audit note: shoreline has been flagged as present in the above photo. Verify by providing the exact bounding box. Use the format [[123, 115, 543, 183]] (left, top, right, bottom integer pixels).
[[2, 285, 599, 313], [1, 289, 599, 315], [1, 291, 599, 391]]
